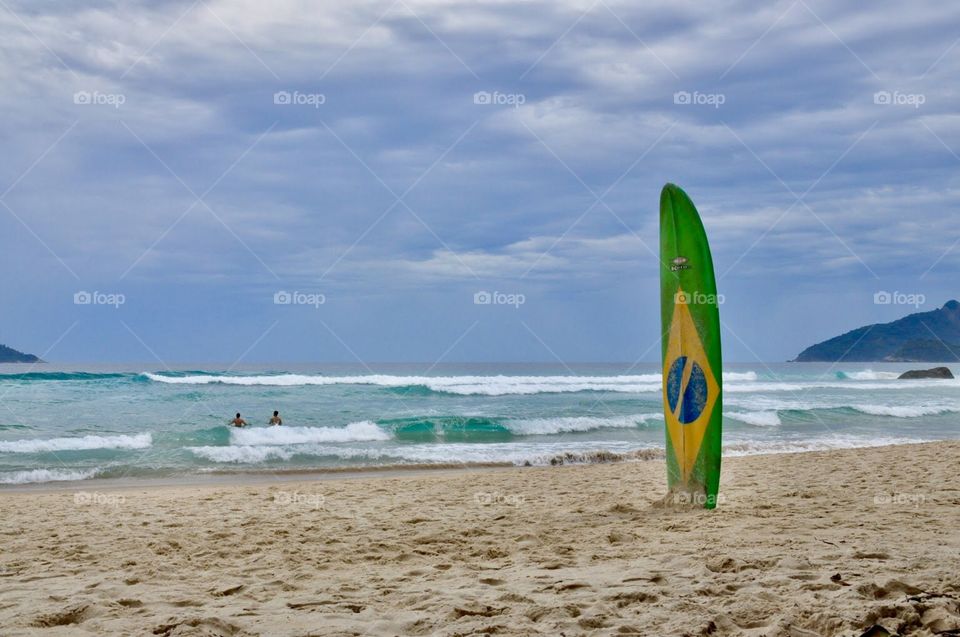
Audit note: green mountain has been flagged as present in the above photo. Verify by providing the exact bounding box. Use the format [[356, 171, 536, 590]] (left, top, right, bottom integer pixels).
[[794, 300, 960, 362], [885, 339, 960, 362], [0, 344, 40, 363]]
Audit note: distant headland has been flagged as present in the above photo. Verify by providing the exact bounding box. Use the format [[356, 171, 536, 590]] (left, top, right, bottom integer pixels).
[[0, 344, 40, 363], [794, 300, 960, 362]]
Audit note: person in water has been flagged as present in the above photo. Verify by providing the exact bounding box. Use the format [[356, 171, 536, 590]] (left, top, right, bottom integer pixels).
[[230, 413, 248, 428], [268, 410, 282, 426]]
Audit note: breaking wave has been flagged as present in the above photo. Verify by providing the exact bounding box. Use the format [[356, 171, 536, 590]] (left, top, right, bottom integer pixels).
[[230, 422, 390, 445], [0, 433, 152, 454], [836, 370, 901, 380], [725, 411, 782, 427], [143, 372, 760, 396], [0, 468, 101, 484], [849, 404, 960, 418]]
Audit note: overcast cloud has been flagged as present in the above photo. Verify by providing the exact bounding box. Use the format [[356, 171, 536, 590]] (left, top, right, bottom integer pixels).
[[1, 0, 958, 363]]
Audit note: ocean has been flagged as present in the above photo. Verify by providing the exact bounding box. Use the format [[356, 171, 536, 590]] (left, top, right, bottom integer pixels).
[[0, 362, 956, 485]]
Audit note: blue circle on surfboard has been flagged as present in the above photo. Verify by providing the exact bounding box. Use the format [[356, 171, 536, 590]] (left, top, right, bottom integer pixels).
[[666, 356, 708, 424]]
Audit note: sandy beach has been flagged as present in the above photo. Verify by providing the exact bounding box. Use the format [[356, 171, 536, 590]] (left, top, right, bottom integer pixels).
[[1, 442, 958, 636]]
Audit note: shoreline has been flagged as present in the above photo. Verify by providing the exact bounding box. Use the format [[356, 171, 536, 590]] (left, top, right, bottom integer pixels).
[[0, 439, 941, 493], [0, 461, 519, 494]]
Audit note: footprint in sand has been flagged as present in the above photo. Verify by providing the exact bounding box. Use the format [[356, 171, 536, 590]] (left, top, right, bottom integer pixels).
[[479, 577, 505, 585], [30, 604, 93, 627], [116, 599, 143, 608], [153, 617, 249, 637], [857, 579, 923, 599], [211, 584, 245, 597]]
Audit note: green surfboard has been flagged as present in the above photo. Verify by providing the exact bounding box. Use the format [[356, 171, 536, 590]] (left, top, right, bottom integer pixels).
[[659, 183, 723, 509]]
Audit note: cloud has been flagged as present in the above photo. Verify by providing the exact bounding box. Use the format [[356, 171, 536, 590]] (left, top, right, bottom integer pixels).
[[0, 0, 959, 361]]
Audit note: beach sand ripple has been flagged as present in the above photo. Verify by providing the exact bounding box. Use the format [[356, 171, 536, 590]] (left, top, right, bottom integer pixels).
[[0, 442, 958, 635]]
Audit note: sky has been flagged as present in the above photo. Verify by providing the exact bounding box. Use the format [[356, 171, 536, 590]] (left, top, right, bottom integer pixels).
[[1, 0, 959, 365]]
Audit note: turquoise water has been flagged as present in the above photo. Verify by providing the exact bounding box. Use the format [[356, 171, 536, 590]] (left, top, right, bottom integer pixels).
[[0, 362, 958, 485]]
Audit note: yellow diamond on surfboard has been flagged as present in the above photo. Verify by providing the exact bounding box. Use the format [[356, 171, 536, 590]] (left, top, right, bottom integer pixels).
[[662, 289, 720, 481]]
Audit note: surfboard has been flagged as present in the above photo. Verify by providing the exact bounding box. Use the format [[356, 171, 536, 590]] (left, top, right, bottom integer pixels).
[[659, 183, 723, 509]]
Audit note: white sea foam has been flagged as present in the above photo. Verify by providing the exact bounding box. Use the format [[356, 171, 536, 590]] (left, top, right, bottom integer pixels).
[[0, 433, 151, 454], [230, 422, 391, 446], [725, 396, 960, 418], [145, 370, 960, 396], [504, 413, 662, 435], [725, 411, 782, 427], [144, 372, 661, 394], [0, 468, 99, 484], [850, 404, 960, 418], [725, 379, 960, 393], [839, 370, 901, 380], [189, 445, 295, 463], [144, 372, 760, 396], [725, 397, 820, 411], [189, 441, 652, 465], [722, 436, 930, 457], [185, 433, 935, 467]]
